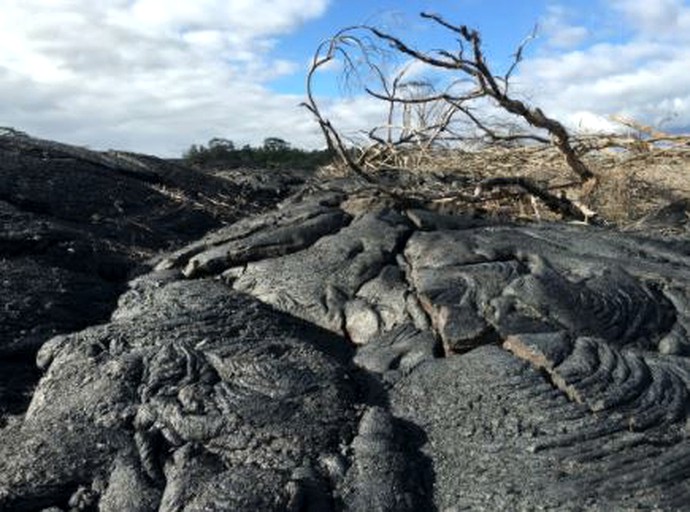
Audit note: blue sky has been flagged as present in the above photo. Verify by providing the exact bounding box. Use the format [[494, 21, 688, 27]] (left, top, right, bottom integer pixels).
[[272, 1, 553, 94], [0, 1, 689, 155]]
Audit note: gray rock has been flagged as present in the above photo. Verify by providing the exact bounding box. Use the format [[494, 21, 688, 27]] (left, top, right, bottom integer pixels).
[[0, 133, 287, 415], [391, 335, 690, 510], [6, 158, 690, 510], [0, 278, 357, 511], [152, 190, 690, 509], [233, 209, 413, 336], [337, 406, 432, 511]]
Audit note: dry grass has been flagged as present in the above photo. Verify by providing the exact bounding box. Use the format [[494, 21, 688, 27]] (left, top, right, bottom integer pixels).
[[318, 131, 690, 227]]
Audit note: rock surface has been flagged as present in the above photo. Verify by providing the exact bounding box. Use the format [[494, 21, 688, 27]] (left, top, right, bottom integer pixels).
[[4, 136, 690, 510], [0, 133, 286, 414]]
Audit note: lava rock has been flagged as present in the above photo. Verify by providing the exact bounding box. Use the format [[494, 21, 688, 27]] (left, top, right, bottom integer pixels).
[[0, 278, 358, 511], [1, 133, 287, 414], [6, 148, 690, 510]]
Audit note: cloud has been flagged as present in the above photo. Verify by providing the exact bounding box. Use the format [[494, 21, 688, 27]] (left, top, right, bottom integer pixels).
[[610, 0, 690, 36], [0, 0, 331, 155], [320, 2, 690, 144], [305, 1, 690, 150], [3, 1, 690, 158], [123, 0, 328, 38], [540, 5, 589, 49], [512, 1, 690, 135]]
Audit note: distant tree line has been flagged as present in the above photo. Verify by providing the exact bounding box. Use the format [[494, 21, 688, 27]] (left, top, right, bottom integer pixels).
[[183, 137, 334, 171]]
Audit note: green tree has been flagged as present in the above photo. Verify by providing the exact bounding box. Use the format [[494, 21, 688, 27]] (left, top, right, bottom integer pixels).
[[209, 138, 235, 152], [263, 137, 290, 152], [182, 137, 334, 171]]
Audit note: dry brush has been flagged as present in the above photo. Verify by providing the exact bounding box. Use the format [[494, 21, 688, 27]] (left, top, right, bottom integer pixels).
[[303, 12, 690, 226]]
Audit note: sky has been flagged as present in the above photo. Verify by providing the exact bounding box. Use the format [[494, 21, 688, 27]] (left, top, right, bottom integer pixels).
[[1, 0, 689, 156]]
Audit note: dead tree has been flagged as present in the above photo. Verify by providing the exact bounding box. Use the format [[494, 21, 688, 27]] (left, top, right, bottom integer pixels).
[[371, 12, 594, 181], [303, 12, 597, 221], [302, 26, 467, 179]]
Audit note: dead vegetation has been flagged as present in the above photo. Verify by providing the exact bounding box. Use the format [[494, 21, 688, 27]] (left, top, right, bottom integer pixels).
[[304, 12, 690, 228]]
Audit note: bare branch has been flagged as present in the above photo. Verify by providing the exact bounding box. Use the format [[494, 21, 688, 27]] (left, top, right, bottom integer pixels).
[[475, 177, 601, 224], [448, 101, 551, 145], [302, 31, 376, 184], [369, 26, 477, 74], [362, 14, 595, 182], [303, 10, 599, 222]]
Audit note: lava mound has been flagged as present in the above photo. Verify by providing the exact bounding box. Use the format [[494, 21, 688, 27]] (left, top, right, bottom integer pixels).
[[4, 138, 690, 510]]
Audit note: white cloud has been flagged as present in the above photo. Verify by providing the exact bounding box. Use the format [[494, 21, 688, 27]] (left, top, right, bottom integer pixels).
[[123, 0, 327, 38], [565, 111, 623, 135], [322, 95, 390, 139], [0, 0, 332, 155], [512, 1, 690, 136], [540, 5, 589, 49], [306, 2, 690, 153], [3, 1, 690, 158], [610, 0, 690, 36]]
